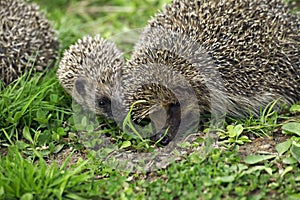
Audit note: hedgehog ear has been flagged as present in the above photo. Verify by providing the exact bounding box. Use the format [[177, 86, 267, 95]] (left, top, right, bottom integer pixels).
[[75, 78, 87, 96]]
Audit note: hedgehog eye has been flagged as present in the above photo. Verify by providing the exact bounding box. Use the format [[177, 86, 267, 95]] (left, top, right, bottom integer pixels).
[[96, 96, 111, 108]]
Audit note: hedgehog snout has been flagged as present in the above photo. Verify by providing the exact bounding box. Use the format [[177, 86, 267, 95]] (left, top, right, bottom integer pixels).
[[149, 102, 181, 145], [150, 130, 171, 145]]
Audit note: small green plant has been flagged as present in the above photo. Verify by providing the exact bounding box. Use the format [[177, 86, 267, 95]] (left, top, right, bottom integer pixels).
[[281, 104, 300, 137], [282, 122, 300, 136], [121, 100, 155, 151], [243, 136, 300, 179], [242, 100, 281, 137], [216, 124, 251, 145], [208, 100, 284, 147]]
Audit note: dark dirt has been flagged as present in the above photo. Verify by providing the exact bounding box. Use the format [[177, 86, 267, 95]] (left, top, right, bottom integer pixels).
[[238, 134, 291, 159], [45, 147, 87, 168]]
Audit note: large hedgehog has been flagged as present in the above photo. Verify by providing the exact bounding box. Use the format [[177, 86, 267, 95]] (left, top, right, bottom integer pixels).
[[58, 0, 300, 145], [0, 0, 59, 85], [118, 0, 300, 144]]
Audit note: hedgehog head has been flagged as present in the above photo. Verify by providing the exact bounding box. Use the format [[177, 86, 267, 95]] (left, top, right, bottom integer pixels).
[[116, 62, 201, 145], [57, 35, 125, 118]]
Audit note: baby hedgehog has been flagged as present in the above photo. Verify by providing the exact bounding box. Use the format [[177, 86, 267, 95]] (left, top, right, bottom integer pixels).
[[117, 0, 300, 144], [57, 35, 124, 118], [0, 0, 59, 85]]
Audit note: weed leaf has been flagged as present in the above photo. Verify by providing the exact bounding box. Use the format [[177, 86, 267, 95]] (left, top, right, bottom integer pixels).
[[215, 175, 235, 183], [120, 141, 131, 149], [243, 166, 273, 175], [22, 126, 34, 145], [290, 141, 300, 162], [0, 186, 4, 196], [20, 193, 33, 200], [283, 156, 297, 164], [280, 166, 293, 178], [244, 154, 276, 164], [290, 104, 300, 112], [282, 122, 300, 136], [234, 124, 244, 136], [276, 139, 292, 156]]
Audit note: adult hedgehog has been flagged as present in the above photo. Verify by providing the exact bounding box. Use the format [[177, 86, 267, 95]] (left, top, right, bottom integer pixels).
[[116, 0, 300, 144], [0, 0, 59, 85]]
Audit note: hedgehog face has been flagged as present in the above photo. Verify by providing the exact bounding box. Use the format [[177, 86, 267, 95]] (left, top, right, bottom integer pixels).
[[74, 77, 113, 118], [57, 35, 125, 118], [117, 27, 211, 145], [125, 92, 200, 146], [117, 62, 201, 145], [127, 98, 180, 145]]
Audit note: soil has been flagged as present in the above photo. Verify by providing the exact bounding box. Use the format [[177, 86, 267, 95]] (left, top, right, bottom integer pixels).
[[0, 132, 291, 171], [44, 132, 291, 172], [238, 134, 290, 159], [45, 147, 87, 168]]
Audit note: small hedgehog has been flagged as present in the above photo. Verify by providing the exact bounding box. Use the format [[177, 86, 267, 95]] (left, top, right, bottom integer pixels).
[[57, 35, 125, 118], [0, 0, 59, 85], [116, 0, 300, 144]]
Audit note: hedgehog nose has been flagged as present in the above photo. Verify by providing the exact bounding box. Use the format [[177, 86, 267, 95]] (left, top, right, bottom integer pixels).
[[150, 130, 171, 145], [160, 134, 170, 145], [149, 102, 181, 145]]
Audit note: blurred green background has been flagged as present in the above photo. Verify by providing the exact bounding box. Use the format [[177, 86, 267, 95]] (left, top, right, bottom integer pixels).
[[30, 0, 299, 55], [31, 0, 171, 54]]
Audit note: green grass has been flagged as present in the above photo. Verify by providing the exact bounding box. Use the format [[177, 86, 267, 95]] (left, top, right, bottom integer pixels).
[[0, 0, 300, 199]]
